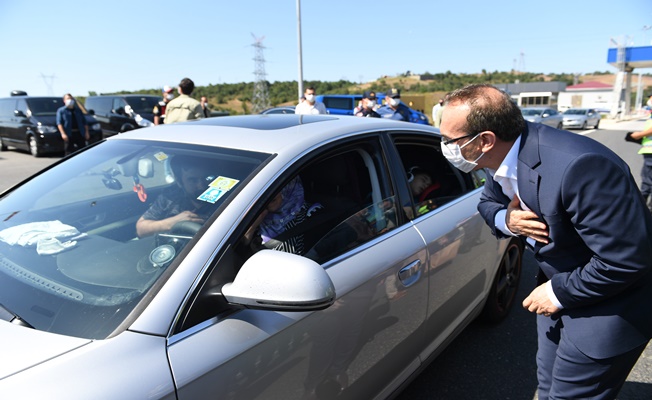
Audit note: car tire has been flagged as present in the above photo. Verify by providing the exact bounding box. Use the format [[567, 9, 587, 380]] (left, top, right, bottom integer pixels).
[[28, 135, 42, 158], [594, 119, 600, 129], [478, 238, 523, 323], [556, 122, 563, 129], [0, 138, 6, 151], [581, 121, 587, 130]]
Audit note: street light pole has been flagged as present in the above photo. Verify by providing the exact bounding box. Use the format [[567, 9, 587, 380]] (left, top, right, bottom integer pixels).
[[296, 0, 304, 101]]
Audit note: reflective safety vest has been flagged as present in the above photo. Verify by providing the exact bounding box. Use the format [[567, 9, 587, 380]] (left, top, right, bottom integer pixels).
[[639, 118, 652, 155]]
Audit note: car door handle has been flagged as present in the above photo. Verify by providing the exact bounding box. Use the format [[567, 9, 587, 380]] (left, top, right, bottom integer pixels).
[[398, 260, 422, 287]]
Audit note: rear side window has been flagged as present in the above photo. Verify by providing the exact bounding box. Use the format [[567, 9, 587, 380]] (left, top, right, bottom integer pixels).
[[85, 97, 112, 115], [322, 97, 352, 111]]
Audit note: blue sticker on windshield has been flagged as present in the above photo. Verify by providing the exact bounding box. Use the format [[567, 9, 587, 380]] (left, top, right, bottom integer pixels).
[[197, 188, 226, 204]]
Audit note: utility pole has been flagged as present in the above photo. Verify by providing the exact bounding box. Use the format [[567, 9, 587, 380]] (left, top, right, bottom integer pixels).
[[296, 0, 304, 101], [610, 36, 627, 119], [251, 34, 270, 114]]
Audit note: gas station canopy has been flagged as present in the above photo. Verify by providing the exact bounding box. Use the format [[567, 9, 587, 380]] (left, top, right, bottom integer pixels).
[[607, 46, 652, 70]]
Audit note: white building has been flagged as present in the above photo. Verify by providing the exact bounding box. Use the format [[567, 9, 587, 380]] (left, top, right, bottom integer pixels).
[[557, 81, 614, 113]]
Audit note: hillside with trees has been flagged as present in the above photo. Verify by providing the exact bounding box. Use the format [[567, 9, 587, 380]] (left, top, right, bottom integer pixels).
[[90, 70, 650, 116]]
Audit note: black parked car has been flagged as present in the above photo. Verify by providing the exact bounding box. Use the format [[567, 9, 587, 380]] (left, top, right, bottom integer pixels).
[[85, 94, 160, 137], [0, 92, 102, 157]]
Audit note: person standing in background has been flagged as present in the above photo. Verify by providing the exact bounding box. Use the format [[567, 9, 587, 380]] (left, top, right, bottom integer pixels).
[[432, 98, 444, 127], [295, 87, 327, 115], [164, 78, 204, 124], [56, 93, 89, 155], [200, 96, 211, 118], [153, 85, 174, 125]]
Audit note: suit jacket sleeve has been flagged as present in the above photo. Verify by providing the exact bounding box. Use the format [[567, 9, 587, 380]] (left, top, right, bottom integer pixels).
[[477, 172, 512, 240], [550, 152, 652, 308]]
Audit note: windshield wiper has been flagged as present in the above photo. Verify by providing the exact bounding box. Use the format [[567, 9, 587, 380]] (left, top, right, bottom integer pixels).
[[0, 303, 34, 329]]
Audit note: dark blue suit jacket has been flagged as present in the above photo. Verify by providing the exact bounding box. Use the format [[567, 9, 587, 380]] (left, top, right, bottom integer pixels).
[[478, 122, 652, 359]]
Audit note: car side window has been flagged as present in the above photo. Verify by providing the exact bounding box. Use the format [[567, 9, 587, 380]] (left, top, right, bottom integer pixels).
[[392, 135, 474, 219], [241, 141, 396, 264], [174, 138, 397, 332], [112, 98, 127, 115]]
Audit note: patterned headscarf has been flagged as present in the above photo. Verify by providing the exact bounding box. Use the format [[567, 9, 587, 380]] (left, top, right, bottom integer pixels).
[[259, 176, 305, 241]]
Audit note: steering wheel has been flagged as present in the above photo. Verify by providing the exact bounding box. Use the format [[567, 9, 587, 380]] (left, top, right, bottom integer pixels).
[[171, 221, 203, 235]]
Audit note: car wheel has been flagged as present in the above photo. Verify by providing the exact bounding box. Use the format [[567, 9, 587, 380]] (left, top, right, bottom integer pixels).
[[479, 238, 523, 323], [556, 122, 563, 129], [28, 135, 42, 157], [581, 121, 587, 130], [594, 119, 600, 129], [0, 138, 6, 151]]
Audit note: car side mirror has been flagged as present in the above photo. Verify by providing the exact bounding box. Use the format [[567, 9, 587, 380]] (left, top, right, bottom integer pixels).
[[222, 250, 335, 311], [13, 110, 26, 118], [542, 113, 550, 118]]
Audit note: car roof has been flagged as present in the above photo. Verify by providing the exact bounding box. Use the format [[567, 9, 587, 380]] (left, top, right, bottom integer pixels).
[[112, 114, 439, 154]]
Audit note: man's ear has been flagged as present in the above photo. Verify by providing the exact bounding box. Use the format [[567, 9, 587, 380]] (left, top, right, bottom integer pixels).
[[480, 131, 496, 152]]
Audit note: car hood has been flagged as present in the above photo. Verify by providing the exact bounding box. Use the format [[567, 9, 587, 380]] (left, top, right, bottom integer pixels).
[[563, 115, 585, 121], [0, 321, 91, 379]]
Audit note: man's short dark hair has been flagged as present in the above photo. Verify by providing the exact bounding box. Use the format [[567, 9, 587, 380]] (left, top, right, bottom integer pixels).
[[178, 78, 195, 95], [444, 84, 525, 142]]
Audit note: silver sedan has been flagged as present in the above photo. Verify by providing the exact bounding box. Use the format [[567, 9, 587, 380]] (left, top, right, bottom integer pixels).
[[0, 115, 523, 399], [562, 108, 601, 130], [521, 107, 564, 129]]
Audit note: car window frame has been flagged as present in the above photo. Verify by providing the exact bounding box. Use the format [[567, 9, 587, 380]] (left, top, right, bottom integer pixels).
[[170, 132, 400, 336], [385, 131, 475, 220]]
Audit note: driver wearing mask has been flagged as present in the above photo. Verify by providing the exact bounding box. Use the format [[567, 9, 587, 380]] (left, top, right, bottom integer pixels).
[[136, 156, 212, 237]]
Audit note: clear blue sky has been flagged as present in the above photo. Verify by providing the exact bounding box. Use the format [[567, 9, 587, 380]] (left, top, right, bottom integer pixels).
[[0, 0, 650, 97]]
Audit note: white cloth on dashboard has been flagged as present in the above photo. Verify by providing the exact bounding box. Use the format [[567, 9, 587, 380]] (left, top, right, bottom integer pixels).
[[0, 221, 80, 247]]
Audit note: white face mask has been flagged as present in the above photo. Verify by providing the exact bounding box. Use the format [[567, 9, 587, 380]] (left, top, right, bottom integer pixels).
[[305, 94, 315, 103], [389, 97, 400, 107], [440, 133, 484, 173], [65, 99, 75, 108], [366, 100, 376, 108], [166, 94, 174, 101]]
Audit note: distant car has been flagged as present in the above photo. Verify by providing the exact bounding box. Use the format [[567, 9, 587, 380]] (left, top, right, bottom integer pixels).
[[259, 106, 296, 114], [0, 93, 102, 157], [85, 94, 160, 137], [0, 115, 522, 398], [562, 108, 601, 130], [521, 107, 563, 129], [316, 94, 430, 125]]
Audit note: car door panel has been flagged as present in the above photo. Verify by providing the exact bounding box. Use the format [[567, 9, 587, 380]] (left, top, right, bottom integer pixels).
[[414, 191, 499, 351], [168, 224, 428, 400]]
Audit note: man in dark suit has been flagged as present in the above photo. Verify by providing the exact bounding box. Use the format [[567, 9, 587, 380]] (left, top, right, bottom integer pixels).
[[439, 84, 652, 399]]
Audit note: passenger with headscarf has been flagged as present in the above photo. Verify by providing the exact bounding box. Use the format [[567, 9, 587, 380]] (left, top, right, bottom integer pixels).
[[257, 176, 323, 255]]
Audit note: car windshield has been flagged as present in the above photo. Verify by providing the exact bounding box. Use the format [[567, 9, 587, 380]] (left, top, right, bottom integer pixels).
[[0, 139, 270, 339], [26, 98, 64, 116], [125, 96, 161, 114], [563, 109, 587, 115], [520, 109, 544, 116]]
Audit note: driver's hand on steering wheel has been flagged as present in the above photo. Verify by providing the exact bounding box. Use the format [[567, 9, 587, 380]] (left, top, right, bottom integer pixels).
[[166, 211, 204, 231]]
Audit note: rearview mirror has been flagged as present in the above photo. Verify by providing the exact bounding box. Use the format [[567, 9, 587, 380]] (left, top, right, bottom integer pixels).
[[222, 250, 335, 311]]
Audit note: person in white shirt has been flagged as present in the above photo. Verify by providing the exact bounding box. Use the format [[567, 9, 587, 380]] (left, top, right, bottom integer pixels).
[[432, 98, 444, 127], [295, 87, 327, 115]]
